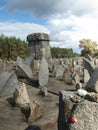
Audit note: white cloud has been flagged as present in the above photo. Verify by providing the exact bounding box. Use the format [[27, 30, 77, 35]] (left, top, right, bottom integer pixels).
[[47, 14, 98, 52], [0, 22, 49, 40], [1, 0, 98, 53]]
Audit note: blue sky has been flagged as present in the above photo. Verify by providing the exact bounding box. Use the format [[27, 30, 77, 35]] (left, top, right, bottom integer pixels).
[[0, 0, 98, 53]]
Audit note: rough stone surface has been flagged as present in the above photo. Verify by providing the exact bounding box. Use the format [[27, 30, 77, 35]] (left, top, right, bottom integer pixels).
[[58, 90, 98, 130], [27, 33, 51, 60], [85, 67, 98, 92], [0, 72, 18, 97], [52, 64, 65, 78], [27, 33, 50, 41], [16, 56, 33, 79], [39, 58, 49, 87], [14, 83, 30, 108], [83, 57, 95, 77], [83, 69, 90, 83]]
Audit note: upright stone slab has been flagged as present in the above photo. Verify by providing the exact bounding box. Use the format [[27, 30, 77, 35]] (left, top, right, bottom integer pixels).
[[52, 64, 65, 78], [39, 58, 48, 87], [16, 56, 33, 79], [0, 72, 19, 97], [83, 57, 95, 77], [85, 67, 98, 92]]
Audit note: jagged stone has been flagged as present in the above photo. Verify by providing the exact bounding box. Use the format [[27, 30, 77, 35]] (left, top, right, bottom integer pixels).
[[0, 72, 18, 97], [16, 56, 33, 79], [52, 64, 65, 78], [58, 90, 98, 130], [85, 67, 98, 92], [28, 100, 41, 123], [13, 83, 30, 108], [39, 87, 48, 96], [83, 57, 95, 77]]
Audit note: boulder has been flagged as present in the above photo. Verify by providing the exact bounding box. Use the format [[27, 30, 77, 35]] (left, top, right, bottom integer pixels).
[[0, 72, 18, 97], [58, 90, 98, 130]]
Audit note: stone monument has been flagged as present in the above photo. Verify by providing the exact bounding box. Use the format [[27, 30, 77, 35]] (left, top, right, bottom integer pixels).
[[27, 33, 51, 60]]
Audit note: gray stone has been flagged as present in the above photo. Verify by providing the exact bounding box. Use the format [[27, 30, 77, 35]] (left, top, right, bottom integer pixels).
[[39, 58, 49, 87], [85, 67, 98, 92], [58, 90, 98, 130], [38, 87, 48, 96], [85, 54, 93, 61], [83, 57, 95, 77], [83, 69, 90, 83], [52, 64, 65, 78], [0, 72, 19, 97], [16, 56, 33, 79], [27, 33, 51, 60]]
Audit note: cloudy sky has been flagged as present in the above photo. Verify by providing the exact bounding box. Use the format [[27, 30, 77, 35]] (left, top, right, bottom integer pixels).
[[0, 0, 98, 53]]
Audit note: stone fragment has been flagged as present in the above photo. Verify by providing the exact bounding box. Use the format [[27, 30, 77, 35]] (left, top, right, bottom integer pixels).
[[13, 83, 30, 108], [0, 72, 18, 97]]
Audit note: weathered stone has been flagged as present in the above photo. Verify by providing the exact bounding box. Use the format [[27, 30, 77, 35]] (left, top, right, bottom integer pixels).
[[75, 83, 82, 90], [52, 64, 65, 78], [27, 33, 51, 60], [39, 58, 48, 87], [58, 90, 98, 130], [85, 67, 98, 92], [25, 56, 34, 68], [13, 83, 30, 108], [27, 33, 50, 41], [39, 87, 48, 96], [83, 69, 90, 83], [33, 60, 40, 71], [0, 72, 18, 97], [28, 100, 41, 123], [85, 92, 98, 103], [85, 54, 94, 61], [13, 82, 41, 123], [83, 57, 95, 77], [16, 56, 33, 79]]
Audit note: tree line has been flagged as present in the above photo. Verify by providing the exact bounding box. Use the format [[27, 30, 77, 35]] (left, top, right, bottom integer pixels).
[[0, 34, 98, 60], [0, 34, 28, 60], [51, 47, 80, 58]]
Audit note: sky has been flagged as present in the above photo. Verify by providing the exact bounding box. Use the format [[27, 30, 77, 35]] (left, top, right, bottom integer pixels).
[[0, 0, 98, 53]]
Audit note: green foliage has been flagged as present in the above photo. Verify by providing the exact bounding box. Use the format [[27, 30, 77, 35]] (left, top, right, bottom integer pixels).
[[79, 39, 98, 56], [51, 47, 79, 58], [0, 34, 28, 60]]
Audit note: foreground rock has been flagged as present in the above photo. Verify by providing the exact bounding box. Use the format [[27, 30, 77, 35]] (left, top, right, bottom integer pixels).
[[58, 90, 98, 130], [14, 83, 41, 123], [0, 72, 18, 97]]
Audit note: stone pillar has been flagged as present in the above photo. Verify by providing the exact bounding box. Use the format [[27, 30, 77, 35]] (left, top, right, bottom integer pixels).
[[27, 33, 51, 60]]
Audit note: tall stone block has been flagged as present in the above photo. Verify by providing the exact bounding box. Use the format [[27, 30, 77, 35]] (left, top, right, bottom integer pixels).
[[27, 33, 51, 60]]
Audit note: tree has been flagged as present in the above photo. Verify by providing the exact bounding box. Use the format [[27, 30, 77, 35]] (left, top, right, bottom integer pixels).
[[0, 34, 28, 60], [79, 39, 98, 56], [51, 47, 78, 58]]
